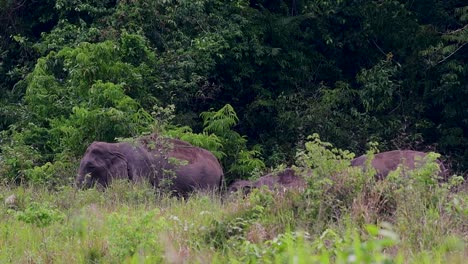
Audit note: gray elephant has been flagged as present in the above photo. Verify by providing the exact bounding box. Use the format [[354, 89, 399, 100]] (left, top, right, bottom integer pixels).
[[254, 168, 306, 190], [228, 168, 306, 194], [351, 150, 448, 180], [76, 136, 224, 195], [227, 179, 253, 194]]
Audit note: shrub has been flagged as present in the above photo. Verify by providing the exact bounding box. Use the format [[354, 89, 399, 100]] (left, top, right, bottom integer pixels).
[[294, 134, 370, 228], [1, 33, 157, 184], [107, 208, 166, 261]]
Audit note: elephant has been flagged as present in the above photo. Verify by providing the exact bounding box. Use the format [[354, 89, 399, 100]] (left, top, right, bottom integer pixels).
[[228, 168, 306, 194], [350, 150, 448, 180], [227, 179, 253, 194], [76, 136, 224, 195], [254, 168, 306, 190]]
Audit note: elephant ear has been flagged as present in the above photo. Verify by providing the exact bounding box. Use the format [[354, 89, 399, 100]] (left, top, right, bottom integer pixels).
[[108, 152, 129, 181]]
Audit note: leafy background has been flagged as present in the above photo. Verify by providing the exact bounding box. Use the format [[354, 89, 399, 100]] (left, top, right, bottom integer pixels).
[[0, 1, 467, 262], [1, 0, 467, 184]]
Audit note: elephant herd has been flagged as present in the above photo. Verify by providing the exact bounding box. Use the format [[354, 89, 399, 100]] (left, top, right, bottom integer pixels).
[[76, 135, 449, 196]]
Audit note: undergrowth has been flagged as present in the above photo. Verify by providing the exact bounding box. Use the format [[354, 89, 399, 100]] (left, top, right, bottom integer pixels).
[[0, 137, 466, 263]]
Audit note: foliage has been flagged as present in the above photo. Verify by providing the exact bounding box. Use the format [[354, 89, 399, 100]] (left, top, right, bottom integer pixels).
[[221, 224, 401, 263], [16, 202, 64, 228], [0, 169, 466, 263], [200, 104, 265, 180], [296, 133, 355, 175], [0, 131, 43, 183], [357, 59, 401, 113], [1, 33, 157, 183], [207, 203, 266, 250], [1, 0, 468, 178], [165, 126, 225, 160], [107, 208, 166, 261], [0, 0, 468, 179], [293, 134, 467, 239], [295, 134, 373, 228], [147, 103, 266, 181], [0, 5, 464, 262], [418, 4, 468, 170]]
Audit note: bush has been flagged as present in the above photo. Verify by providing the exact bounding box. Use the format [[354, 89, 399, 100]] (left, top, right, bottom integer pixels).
[[294, 134, 370, 227], [107, 208, 166, 261], [0, 33, 157, 184]]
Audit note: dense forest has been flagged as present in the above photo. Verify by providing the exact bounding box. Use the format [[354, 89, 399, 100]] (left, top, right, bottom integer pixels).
[[1, 0, 467, 181], [1, 0, 467, 185], [0, 0, 467, 184]]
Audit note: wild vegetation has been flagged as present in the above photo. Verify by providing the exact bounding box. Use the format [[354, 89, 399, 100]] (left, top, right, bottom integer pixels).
[[1, 137, 467, 263], [0, 0, 467, 263]]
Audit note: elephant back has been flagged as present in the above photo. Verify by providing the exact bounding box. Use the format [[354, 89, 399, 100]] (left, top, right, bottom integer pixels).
[[351, 150, 447, 180]]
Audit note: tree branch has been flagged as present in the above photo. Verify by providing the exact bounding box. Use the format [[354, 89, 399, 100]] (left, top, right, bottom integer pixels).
[[435, 42, 467, 65], [371, 39, 401, 66]]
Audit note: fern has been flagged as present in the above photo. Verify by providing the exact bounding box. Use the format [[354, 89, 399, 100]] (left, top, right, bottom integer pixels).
[[165, 126, 225, 159], [200, 104, 239, 135], [199, 104, 265, 179], [423, 6, 468, 67], [228, 148, 266, 177]]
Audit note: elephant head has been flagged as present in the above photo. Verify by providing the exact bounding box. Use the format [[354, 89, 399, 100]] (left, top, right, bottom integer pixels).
[[254, 168, 306, 190], [76, 142, 129, 188], [228, 179, 253, 194], [228, 168, 306, 195]]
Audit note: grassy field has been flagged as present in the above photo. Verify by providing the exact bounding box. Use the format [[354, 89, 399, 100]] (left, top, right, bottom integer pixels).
[[1, 171, 466, 263], [1, 144, 467, 263]]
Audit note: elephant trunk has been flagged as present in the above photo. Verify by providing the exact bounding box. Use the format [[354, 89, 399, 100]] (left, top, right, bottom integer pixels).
[[75, 174, 85, 189], [75, 172, 93, 189]]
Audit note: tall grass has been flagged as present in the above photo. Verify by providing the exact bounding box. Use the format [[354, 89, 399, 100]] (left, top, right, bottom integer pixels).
[[0, 179, 466, 263], [1, 139, 466, 263]]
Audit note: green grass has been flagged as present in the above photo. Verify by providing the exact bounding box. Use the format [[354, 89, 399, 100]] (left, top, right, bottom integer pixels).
[[1, 142, 467, 263], [0, 177, 466, 264]]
